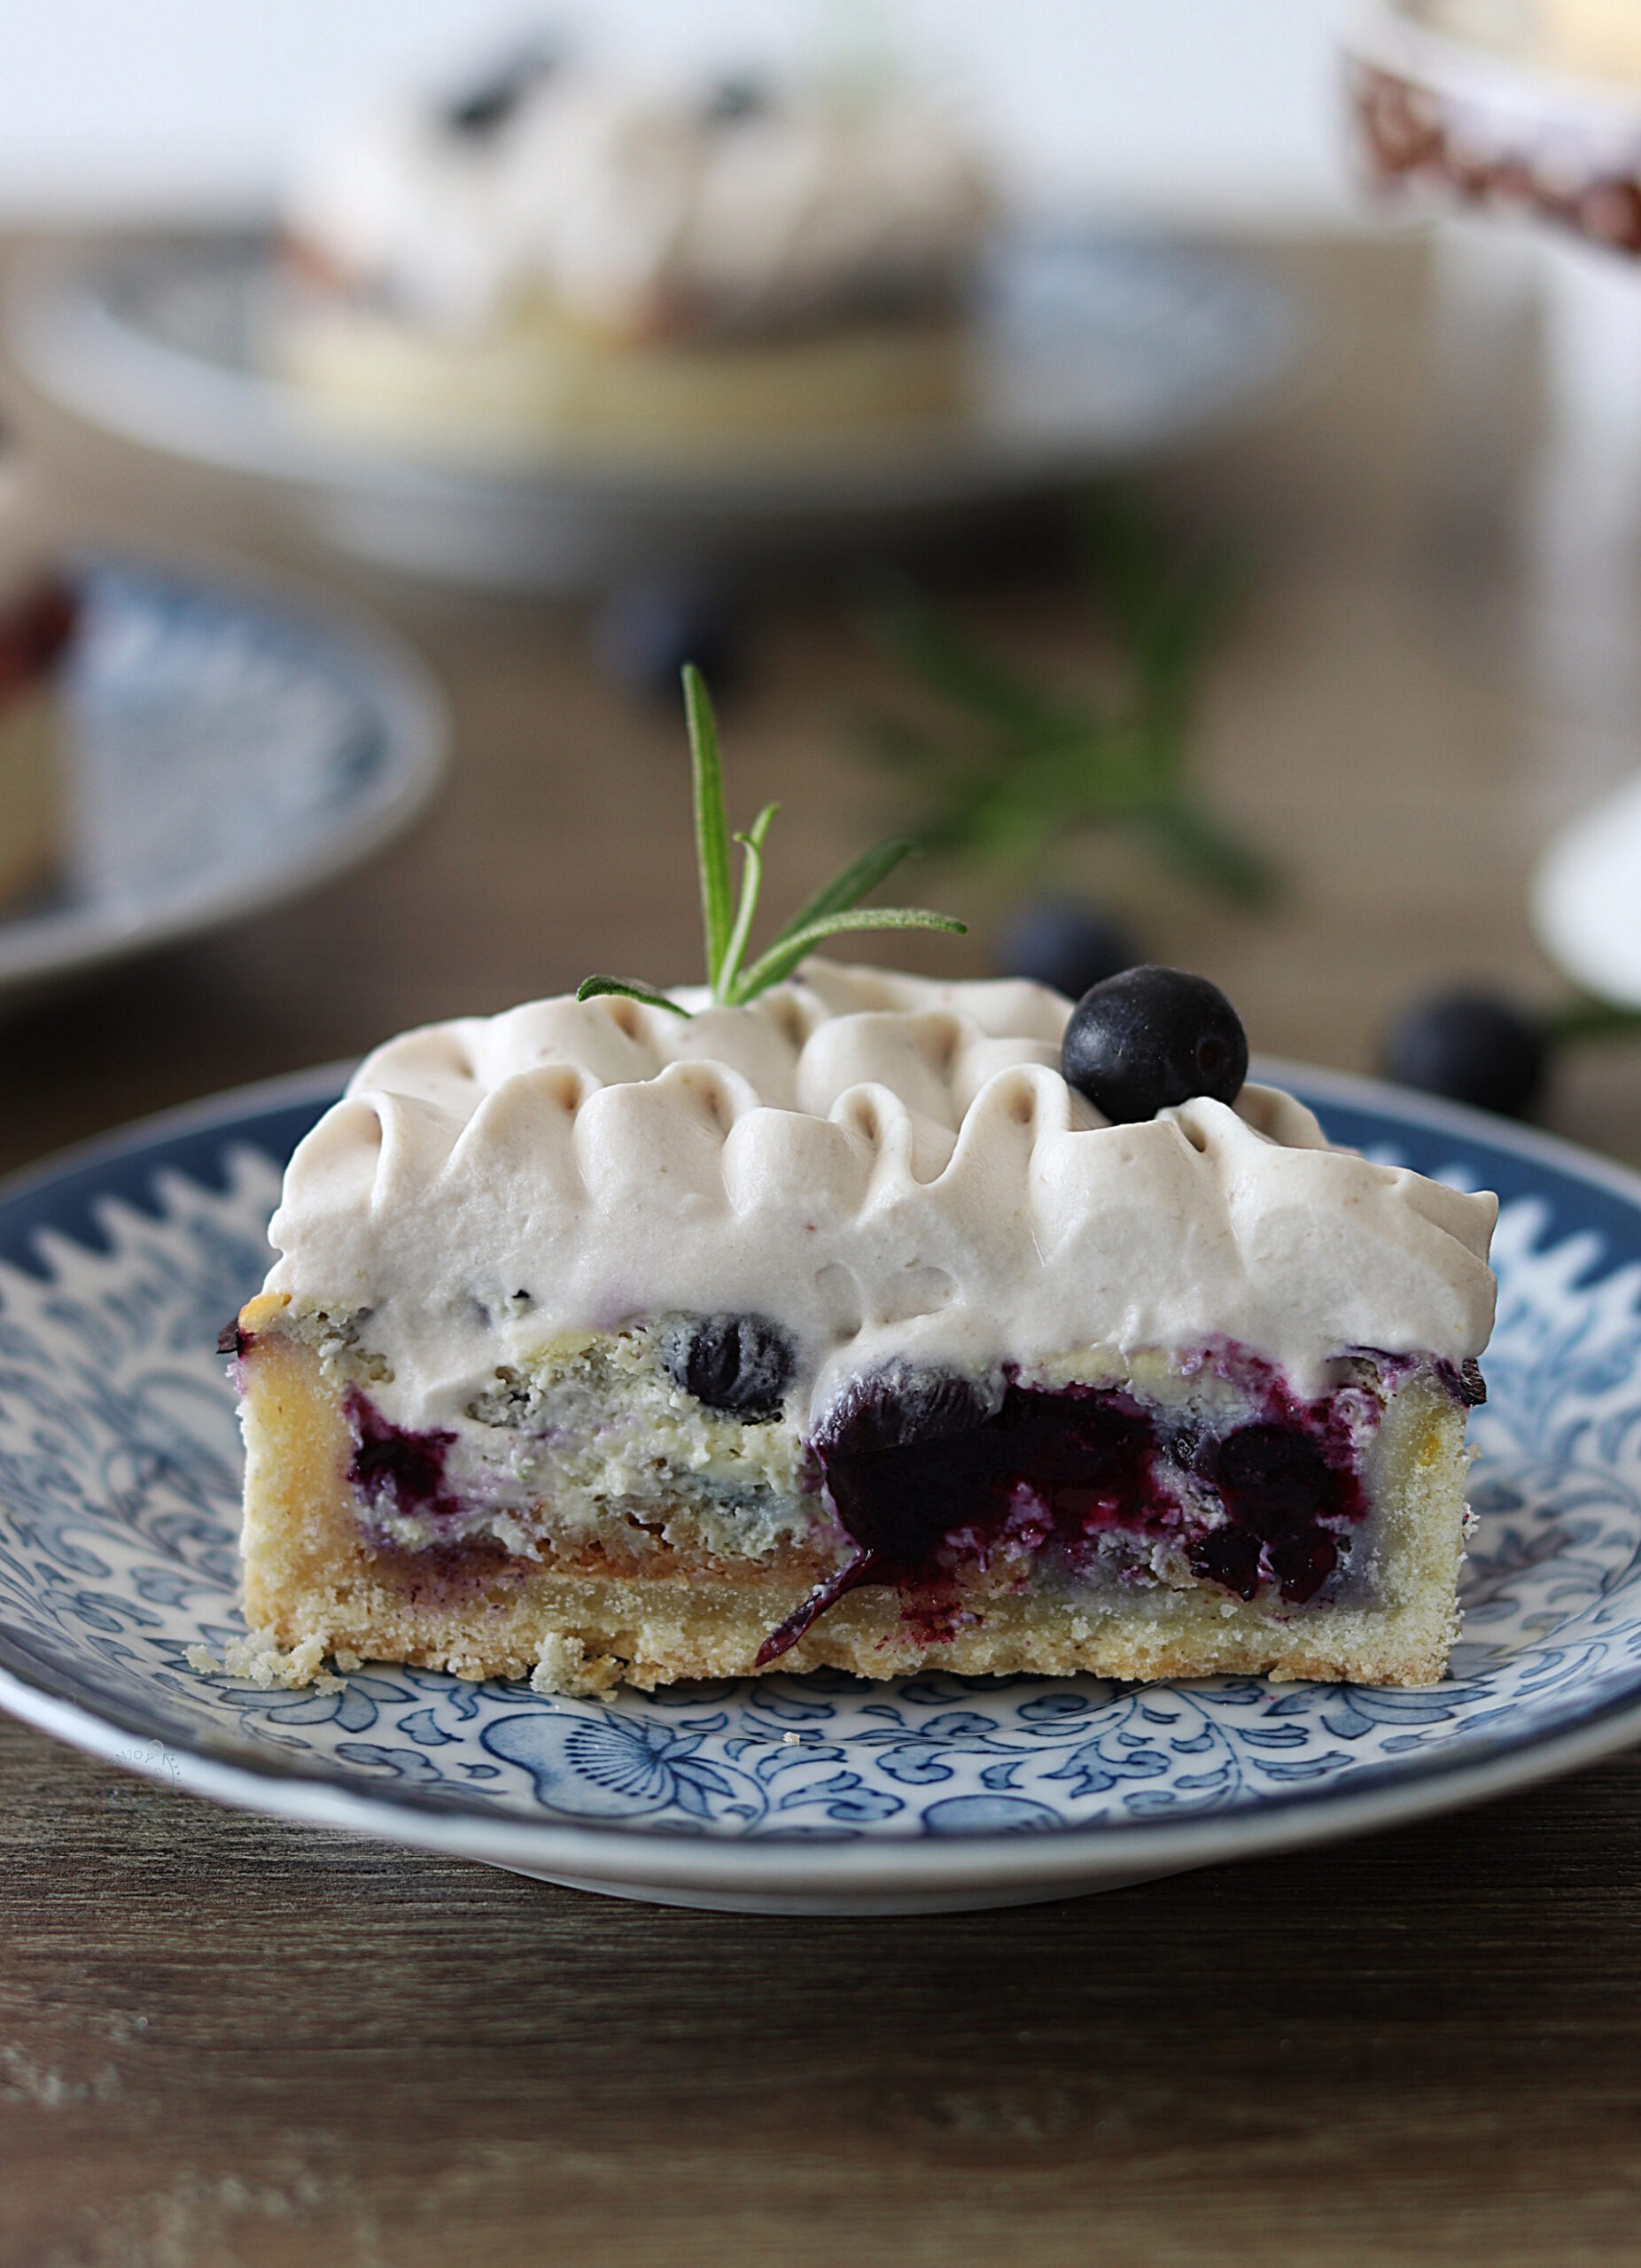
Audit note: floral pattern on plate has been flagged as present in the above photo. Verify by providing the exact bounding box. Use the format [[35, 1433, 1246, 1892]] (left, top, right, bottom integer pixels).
[[3, 1069, 1641, 1864]]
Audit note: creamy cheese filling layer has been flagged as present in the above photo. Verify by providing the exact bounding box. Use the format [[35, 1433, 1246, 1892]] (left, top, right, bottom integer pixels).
[[251, 1306, 1468, 1666]]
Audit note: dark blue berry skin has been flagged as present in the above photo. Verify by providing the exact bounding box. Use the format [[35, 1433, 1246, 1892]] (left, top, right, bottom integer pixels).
[[703, 76, 772, 123], [994, 899, 1139, 1001], [1062, 966, 1248, 1125], [594, 583, 737, 704], [813, 1365, 993, 1458], [665, 1315, 794, 1420], [1380, 991, 1547, 1119], [442, 46, 559, 138]]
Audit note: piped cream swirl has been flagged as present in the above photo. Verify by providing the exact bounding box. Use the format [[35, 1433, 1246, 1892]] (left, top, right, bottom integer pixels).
[[263, 962, 1497, 1431], [286, 73, 990, 339]]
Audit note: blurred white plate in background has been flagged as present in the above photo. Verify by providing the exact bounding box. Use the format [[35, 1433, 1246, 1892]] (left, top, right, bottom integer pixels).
[[1533, 768, 1641, 1007], [8, 231, 1302, 591], [0, 557, 445, 1001]]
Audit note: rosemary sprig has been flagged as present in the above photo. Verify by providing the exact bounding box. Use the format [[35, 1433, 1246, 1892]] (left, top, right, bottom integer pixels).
[[579, 664, 966, 1016], [857, 487, 1278, 907]]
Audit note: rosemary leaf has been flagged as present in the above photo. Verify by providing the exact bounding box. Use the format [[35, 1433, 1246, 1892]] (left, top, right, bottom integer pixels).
[[732, 906, 967, 1004], [854, 711, 979, 782], [1132, 800, 1279, 907], [577, 975, 692, 1016], [683, 664, 734, 992], [717, 802, 779, 1003], [1544, 996, 1641, 1043], [855, 486, 1272, 909], [865, 582, 1075, 740], [774, 835, 917, 945], [579, 665, 966, 1009]]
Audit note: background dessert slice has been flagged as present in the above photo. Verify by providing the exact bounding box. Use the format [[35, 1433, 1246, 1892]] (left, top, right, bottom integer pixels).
[[0, 447, 77, 913], [276, 52, 992, 451]]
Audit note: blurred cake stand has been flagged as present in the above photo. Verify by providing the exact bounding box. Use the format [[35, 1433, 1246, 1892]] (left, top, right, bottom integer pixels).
[[1346, 3, 1641, 1006], [1349, 0, 1641, 730], [6, 229, 1301, 594]]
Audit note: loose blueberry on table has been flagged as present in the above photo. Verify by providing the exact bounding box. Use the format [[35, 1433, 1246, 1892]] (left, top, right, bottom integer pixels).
[[993, 897, 1139, 1001], [1380, 990, 1548, 1119], [594, 582, 738, 705]]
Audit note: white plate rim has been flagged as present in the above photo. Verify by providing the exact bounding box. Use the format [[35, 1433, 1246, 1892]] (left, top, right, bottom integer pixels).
[[0, 555, 447, 994], [4, 230, 1303, 511]]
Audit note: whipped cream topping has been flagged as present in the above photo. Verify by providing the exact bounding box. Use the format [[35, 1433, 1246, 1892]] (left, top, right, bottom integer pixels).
[[263, 962, 1497, 1433], [285, 72, 990, 338]]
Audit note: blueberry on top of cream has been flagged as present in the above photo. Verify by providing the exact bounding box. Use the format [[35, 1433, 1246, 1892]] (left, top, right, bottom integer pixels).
[[1061, 965, 1248, 1125]]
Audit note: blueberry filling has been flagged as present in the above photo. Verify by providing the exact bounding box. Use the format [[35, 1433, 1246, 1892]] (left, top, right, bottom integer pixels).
[[344, 1389, 463, 1529], [754, 1364, 1373, 1665], [662, 1314, 795, 1420], [329, 1348, 1432, 1660], [1193, 1424, 1364, 1603]]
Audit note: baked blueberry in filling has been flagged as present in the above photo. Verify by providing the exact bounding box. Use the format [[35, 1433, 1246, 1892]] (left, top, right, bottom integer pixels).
[[754, 1361, 1380, 1666], [345, 1389, 465, 1533], [340, 1343, 1399, 1651], [660, 1312, 795, 1420]]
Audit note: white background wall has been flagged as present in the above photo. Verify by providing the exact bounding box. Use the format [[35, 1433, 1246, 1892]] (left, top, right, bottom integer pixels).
[[0, 0, 1358, 229]]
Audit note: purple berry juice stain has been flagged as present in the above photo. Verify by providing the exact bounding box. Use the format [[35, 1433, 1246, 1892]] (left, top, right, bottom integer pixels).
[[344, 1389, 463, 1526], [756, 1355, 1392, 1665]]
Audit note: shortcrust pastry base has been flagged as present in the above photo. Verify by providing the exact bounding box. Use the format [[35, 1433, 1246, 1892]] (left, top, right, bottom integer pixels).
[[237, 1312, 1470, 1696], [277, 298, 968, 457]]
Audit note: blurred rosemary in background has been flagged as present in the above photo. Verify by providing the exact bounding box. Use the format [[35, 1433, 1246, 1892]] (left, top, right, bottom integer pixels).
[[857, 488, 1277, 911]]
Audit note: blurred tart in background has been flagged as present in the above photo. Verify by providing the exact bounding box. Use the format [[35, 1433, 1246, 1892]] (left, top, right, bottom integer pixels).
[[0, 447, 76, 914], [276, 47, 993, 459]]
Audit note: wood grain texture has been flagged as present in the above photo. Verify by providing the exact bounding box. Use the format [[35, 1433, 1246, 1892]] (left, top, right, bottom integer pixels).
[[1, 232, 1639, 2264], [2, 1717, 1640, 2268]]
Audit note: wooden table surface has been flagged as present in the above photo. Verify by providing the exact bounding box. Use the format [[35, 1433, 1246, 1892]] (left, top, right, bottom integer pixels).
[[3, 234, 1640, 2266]]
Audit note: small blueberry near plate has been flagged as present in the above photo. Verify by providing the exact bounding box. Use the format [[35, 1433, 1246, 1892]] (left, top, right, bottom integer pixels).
[[1380, 990, 1548, 1120], [993, 898, 1139, 1000], [594, 580, 737, 703]]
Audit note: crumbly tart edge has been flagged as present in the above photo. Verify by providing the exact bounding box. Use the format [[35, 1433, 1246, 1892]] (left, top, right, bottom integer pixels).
[[276, 297, 968, 450], [235, 1301, 1470, 1696]]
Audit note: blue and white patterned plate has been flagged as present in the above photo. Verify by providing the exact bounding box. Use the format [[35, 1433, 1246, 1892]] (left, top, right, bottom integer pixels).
[[0, 560, 444, 997], [2, 1061, 1640, 1915]]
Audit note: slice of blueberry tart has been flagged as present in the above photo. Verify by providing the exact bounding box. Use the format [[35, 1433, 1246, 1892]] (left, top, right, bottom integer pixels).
[[228, 674, 1496, 1694]]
